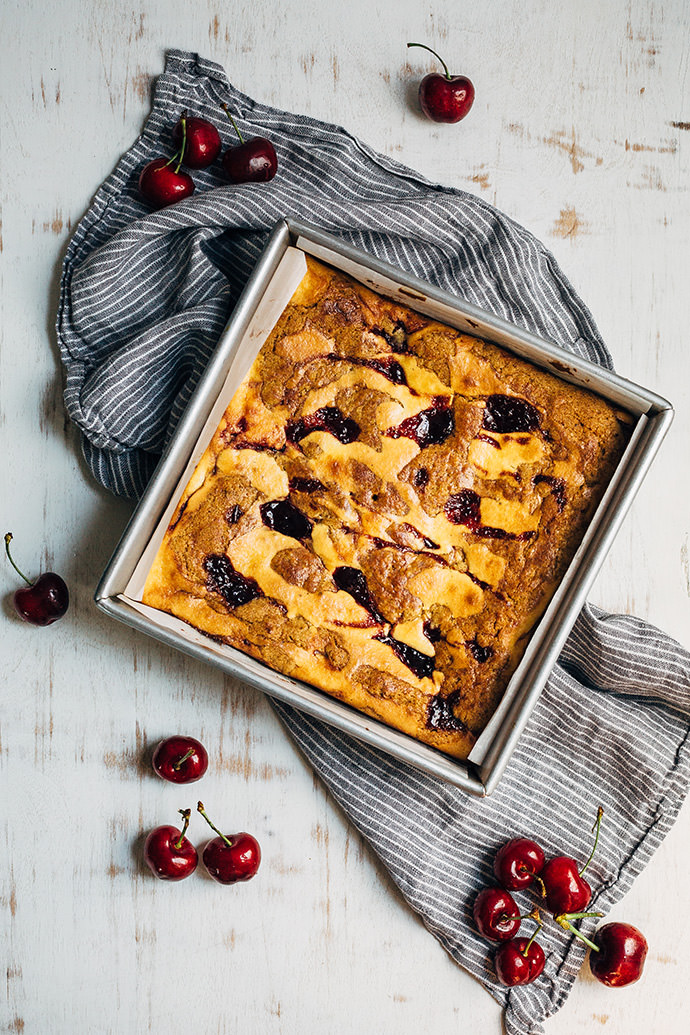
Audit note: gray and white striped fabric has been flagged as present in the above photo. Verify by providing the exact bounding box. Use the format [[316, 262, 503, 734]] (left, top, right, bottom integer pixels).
[[57, 51, 690, 1034]]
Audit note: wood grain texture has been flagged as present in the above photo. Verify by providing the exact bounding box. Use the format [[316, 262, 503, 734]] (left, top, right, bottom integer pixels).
[[1, 1, 688, 1033]]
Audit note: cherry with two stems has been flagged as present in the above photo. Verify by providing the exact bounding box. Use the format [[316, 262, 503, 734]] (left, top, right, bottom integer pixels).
[[4, 532, 69, 626], [152, 736, 209, 784], [139, 117, 195, 209], [144, 809, 198, 881], [197, 801, 261, 885], [406, 43, 475, 124], [171, 111, 221, 169], [221, 104, 278, 184], [494, 912, 546, 987]]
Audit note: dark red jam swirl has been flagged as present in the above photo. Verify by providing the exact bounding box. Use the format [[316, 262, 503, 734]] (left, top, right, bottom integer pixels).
[[426, 690, 466, 732], [413, 467, 430, 488], [444, 489, 536, 541], [286, 406, 360, 446], [371, 322, 408, 353], [386, 399, 454, 449], [333, 566, 384, 623], [328, 354, 408, 387], [482, 394, 541, 434], [288, 476, 326, 494], [204, 554, 262, 608], [423, 621, 442, 644], [397, 522, 439, 550], [533, 474, 566, 513], [374, 634, 435, 680], [225, 504, 242, 525], [466, 638, 494, 663], [260, 499, 313, 540]]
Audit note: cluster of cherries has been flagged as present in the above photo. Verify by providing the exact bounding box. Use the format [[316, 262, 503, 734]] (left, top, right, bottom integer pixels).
[[474, 808, 648, 988], [145, 735, 261, 885], [139, 106, 278, 210]]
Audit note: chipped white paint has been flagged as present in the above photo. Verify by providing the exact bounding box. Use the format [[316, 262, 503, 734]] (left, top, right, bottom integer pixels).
[[1, 1, 689, 1033]]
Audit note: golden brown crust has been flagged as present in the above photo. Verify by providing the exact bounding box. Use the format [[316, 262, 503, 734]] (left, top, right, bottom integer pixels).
[[142, 256, 632, 759]]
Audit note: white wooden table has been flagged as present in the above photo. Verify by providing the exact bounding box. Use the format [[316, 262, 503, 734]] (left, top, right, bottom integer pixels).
[[2, 2, 689, 1032]]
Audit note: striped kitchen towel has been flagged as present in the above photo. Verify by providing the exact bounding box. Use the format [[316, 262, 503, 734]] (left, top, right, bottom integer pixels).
[[56, 50, 690, 1035]]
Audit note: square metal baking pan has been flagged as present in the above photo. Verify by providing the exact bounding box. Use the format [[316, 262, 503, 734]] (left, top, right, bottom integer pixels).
[[95, 218, 673, 796]]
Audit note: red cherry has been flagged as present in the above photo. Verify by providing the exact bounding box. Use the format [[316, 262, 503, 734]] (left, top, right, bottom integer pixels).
[[589, 922, 648, 987], [542, 806, 604, 917], [494, 838, 545, 891], [221, 104, 277, 183], [541, 856, 592, 915], [172, 112, 221, 169], [4, 532, 69, 626], [152, 736, 208, 784], [407, 43, 475, 124], [473, 887, 521, 942], [144, 810, 198, 881], [139, 158, 195, 209], [495, 937, 546, 987], [197, 802, 261, 885]]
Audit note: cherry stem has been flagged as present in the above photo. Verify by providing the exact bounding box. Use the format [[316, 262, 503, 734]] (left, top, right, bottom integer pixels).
[[197, 801, 233, 849], [522, 911, 543, 957], [406, 42, 451, 80], [558, 917, 600, 953], [580, 805, 604, 877], [165, 112, 187, 174], [222, 104, 244, 145], [4, 533, 32, 587], [174, 809, 191, 850], [563, 911, 605, 921], [534, 874, 547, 899], [172, 747, 195, 771]]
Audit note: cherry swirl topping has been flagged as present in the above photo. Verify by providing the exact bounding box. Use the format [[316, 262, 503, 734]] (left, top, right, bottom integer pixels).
[[286, 406, 360, 445], [260, 499, 313, 540], [204, 555, 262, 608], [333, 566, 384, 623], [374, 634, 435, 680], [482, 394, 541, 434], [386, 399, 454, 449], [426, 690, 466, 732], [533, 474, 566, 513], [444, 489, 535, 541]]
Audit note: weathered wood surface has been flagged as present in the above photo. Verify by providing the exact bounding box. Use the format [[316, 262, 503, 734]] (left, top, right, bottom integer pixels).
[[1, 1, 688, 1032]]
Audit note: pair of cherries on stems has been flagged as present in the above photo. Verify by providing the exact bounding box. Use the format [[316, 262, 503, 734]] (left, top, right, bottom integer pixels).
[[139, 107, 278, 210], [144, 736, 261, 885], [474, 808, 648, 988]]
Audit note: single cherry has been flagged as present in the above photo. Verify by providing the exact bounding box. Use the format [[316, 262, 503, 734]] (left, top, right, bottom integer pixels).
[[152, 736, 209, 784], [139, 118, 194, 209], [541, 806, 603, 916], [144, 809, 198, 881], [495, 936, 546, 987], [139, 158, 195, 209], [171, 111, 221, 168], [541, 857, 592, 915], [197, 801, 261, 885], [494, 838, 545, 891], [221, 104, 278, 183], [588, 922, 648, 987], [473, 887, 521, 942], [4, 532, 69, 626], [407, 43, 475, 124]]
